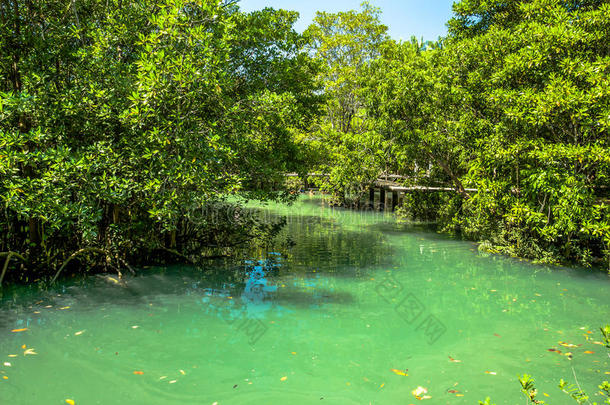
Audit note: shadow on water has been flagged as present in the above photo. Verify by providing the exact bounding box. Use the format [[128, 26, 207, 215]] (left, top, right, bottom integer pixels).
[[0, 253, 357, 333]]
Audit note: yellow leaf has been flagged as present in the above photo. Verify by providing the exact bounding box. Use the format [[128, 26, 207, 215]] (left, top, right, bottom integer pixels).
[[390, 368, 409, 376], [59, 306, 70, 310], [24, 348, 37, 356], [65, 400, 75, 405], [21, 345, 26, 349], [179, 370, 186, 375], [11, 328, 28, 333], [2, 376, 7, 380], [280, 376, 287, 381], [291, 352, 297, 355]]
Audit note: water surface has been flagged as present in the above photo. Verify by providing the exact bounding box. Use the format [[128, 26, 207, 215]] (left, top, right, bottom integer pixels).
[[1, 195, 608, 404]]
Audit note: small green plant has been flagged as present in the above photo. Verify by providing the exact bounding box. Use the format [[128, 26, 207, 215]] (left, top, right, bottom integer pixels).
[[519, 374, 546, 404]]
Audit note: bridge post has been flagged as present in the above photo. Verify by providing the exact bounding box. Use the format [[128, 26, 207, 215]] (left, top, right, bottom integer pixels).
[[392, 190, 399, 211], [379, 188, 386, 211], [369, 188, 375, 211]]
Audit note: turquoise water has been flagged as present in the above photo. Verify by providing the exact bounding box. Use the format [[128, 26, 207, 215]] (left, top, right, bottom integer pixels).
[[1, 195, 608, 404]]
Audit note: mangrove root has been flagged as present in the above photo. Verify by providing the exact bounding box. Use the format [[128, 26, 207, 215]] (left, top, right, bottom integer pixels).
[[0, 252, 27, 286]]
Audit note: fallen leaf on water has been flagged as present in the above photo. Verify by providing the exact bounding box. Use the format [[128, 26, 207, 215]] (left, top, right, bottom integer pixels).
[[21, 345, 26, 349], [24, 348, 37, 356], [59, 306, 70, 310], [559, 341, 580, 348], [11, 328, 27, 333], [412, 386, 431, 400], [448, 356, 461, 363], [605, 372, 610, 375], [179, 370, 186, 375], [485, 371, 497, 375], [2, 376, 7, 380], [379, 383, 385, 389], [75, 331, 85, 336], [65, 400, 75, 405], [493, 333, 501, 338], [456, 394, 464, 397], [133, 371, 144, 375], [169, 380, 177, 384], [131, 326, 139, 329], [544, 393, 549, 397], [3, 362, 11, 367], [291, 352, 297, 355], [159, 376, 167, 380], [390, 368, 409, 376], [448, 389, 460, 394], [592, 341, 604, 345], [8, 355, 17, 358], [280, 376, 287, 381], [548, 348, 562, 354], [583, 351, 594, 354]]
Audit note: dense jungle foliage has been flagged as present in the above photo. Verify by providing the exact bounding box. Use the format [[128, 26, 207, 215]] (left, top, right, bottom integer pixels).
[[0, 0, 321, 281], [306, 0, 610, 270], [1, 0, 609, 281]]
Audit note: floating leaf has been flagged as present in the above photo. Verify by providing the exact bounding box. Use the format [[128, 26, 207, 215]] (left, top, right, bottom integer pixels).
[[75, 331, 85, 336], [448, 389, 460, 394], [583, 351, 594, 354], [11, 328, 27, 333], [179, 370, 186, 375], [24, 348, 37, 356], [65, 400, 75, 405], [558, 341, 580, 348], [412, 386, 431, 400], [21, 345, 26, 349], [390, 368, 409, 376], [3, 362, 11, 367], [280, 376, 287, 381], [59, 306, 70, 310], [291, 352, 297, 355], [7, 355, 17, 358], [133, 371, 144, 375], [2, 376, 7, 380], [448, 356, 461, 363], [169, 380, 177, 384], [485, 371, 497, 375], [494, 333, 501, 338]]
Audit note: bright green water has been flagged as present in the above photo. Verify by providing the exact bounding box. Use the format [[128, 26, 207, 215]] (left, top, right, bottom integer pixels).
[[1, 195, 608, 404]]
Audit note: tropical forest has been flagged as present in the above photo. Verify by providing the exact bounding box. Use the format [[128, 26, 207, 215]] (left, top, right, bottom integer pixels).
[[0, 0, 608, 403]]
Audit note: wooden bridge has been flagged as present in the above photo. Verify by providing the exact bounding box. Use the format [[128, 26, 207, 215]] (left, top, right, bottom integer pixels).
[[285, 173, 478, 212]]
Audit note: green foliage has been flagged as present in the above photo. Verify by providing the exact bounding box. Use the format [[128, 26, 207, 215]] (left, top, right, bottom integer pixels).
[[303, 2, 391, 205], [0, 0, 320, 279], [361, 0, 610, 269]]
